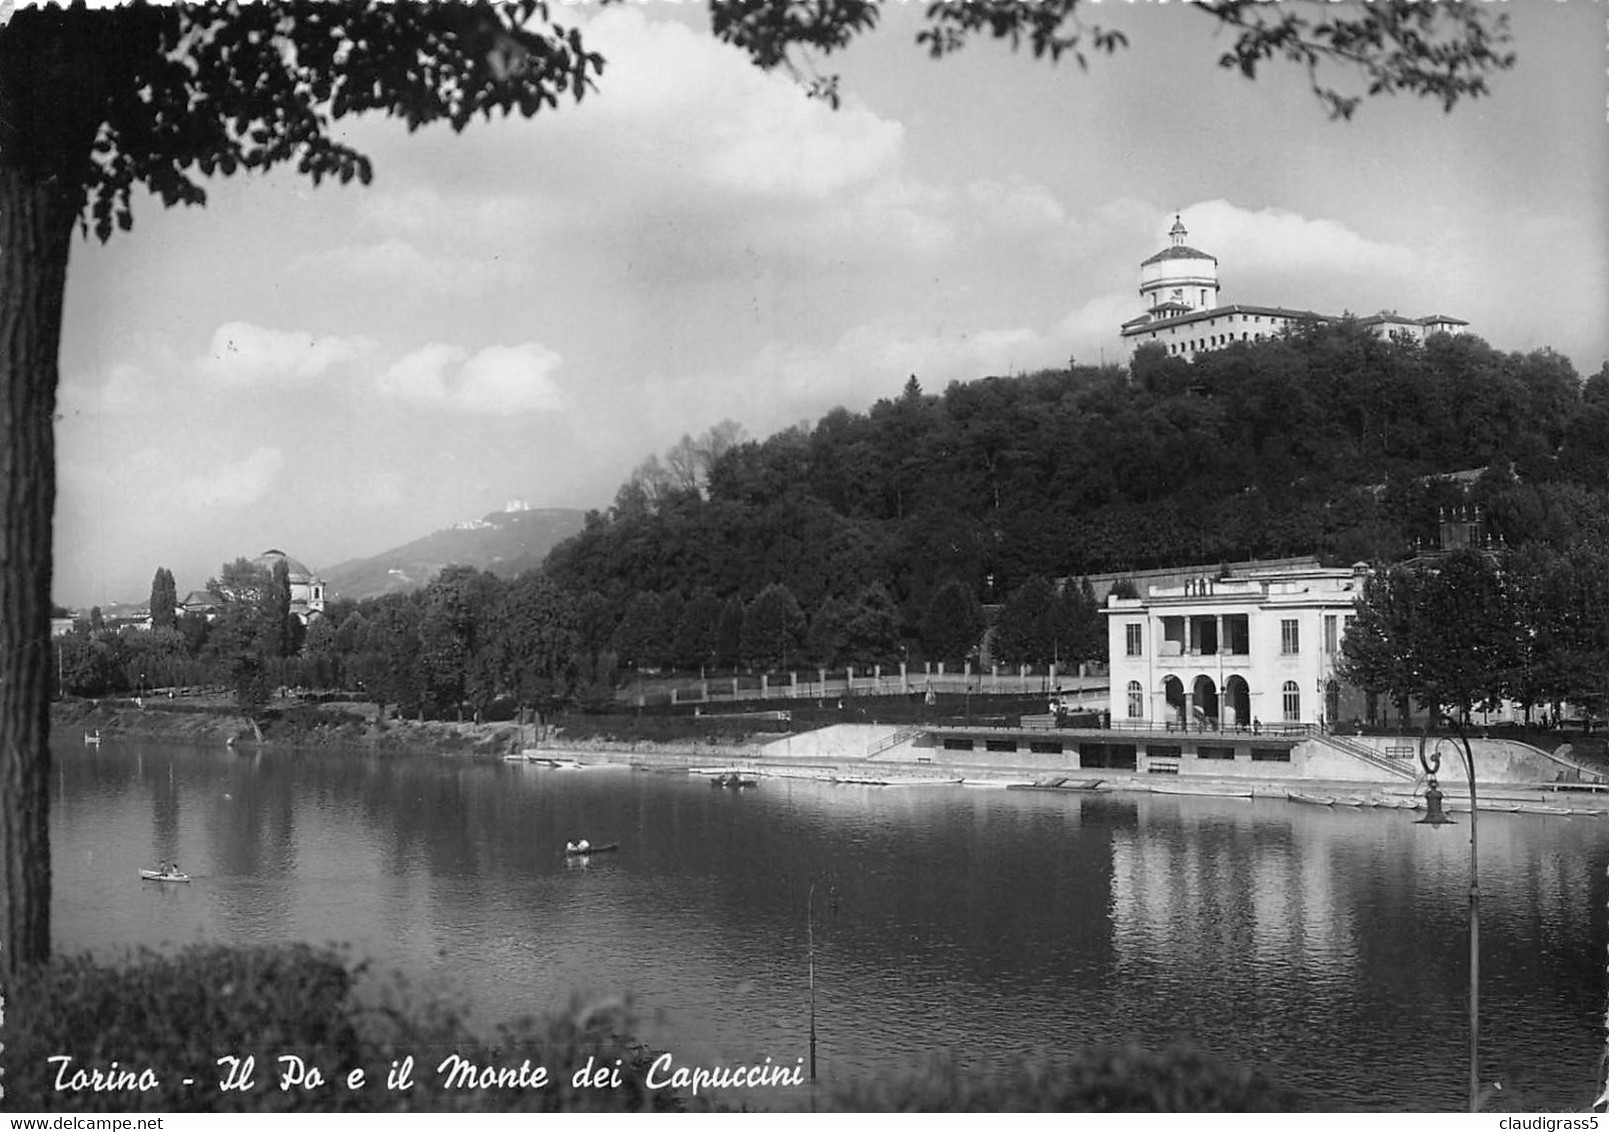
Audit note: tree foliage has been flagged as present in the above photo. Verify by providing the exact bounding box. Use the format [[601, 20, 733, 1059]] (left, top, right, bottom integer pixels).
[[923, 580, 984, 666], [148, 567, 178, 631], [713, 0, 1513, 120], [3, 1, 604, 240], [1340, 544, 1609, 729]]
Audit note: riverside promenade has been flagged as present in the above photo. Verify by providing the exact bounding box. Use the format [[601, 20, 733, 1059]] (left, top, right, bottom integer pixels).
[[550, 722, 1609, 811]]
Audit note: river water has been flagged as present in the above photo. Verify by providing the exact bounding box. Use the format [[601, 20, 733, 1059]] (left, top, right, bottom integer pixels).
[[49, 740, 1609, 1111]]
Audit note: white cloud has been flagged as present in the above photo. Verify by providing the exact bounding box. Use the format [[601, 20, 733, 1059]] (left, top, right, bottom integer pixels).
[[201, 323, 375, 387], [572, 8, 904, 200], [1056, 293, 1146, 364], [1181, 200, 1418, 283], [375, 342, 566, 415]]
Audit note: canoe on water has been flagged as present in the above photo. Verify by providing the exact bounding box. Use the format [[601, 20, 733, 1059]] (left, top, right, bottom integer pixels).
[[140, 869, 191, 883], [563, 843, 620, 857]]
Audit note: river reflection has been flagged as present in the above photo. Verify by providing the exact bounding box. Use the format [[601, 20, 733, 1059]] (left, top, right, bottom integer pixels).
[[50, 741, 1609, 1111]]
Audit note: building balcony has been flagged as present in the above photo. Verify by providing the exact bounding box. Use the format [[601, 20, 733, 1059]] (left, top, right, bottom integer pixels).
[[1153, 649, 1253, 668]]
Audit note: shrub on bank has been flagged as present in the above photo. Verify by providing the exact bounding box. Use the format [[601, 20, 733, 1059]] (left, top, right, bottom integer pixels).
[[4, 945, 691, 1112], [5, 945, 1305, 1113]]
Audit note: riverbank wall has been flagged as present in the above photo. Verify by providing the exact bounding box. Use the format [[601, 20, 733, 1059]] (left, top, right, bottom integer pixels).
[[53, 698, 1607, 806]]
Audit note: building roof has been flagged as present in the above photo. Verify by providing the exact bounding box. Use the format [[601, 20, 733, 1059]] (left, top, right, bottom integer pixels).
[[1355, 311, 1417, 327], [1120, 303, 1332, 338], [1140, 245, 1218, 267], [253, 549, 319, 583], [1073, 557, 1323, 604]]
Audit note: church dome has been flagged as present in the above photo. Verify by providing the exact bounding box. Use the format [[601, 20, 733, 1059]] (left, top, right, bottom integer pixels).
[[253, 549, 316, 583], [1141, 244, 1217, 266], [1138, 214, 1219, 314]]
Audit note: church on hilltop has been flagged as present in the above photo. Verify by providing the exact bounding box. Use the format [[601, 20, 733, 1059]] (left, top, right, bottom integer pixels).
[[1118, 215, 1467, 362]]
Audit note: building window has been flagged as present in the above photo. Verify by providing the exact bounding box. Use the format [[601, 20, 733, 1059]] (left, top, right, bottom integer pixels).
[[1252, 747, 1292, 762], [1282, 681, 1300, 722], [1126, 624, 1143, 657], [1127, 680, 1144, 718], [1281, 619, 1300, 655], [1323, 615, 1338, 654], [1197, 745, 1235, 760]]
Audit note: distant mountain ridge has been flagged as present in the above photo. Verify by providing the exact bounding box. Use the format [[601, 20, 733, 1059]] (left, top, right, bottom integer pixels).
[[323, 506, 586, 601]]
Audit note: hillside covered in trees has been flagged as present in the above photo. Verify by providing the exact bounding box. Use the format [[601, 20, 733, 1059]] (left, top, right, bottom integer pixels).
[[544, 323, 1607, 650]]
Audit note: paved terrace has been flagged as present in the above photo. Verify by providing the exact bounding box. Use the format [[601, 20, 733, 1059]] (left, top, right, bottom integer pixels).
[[746, 723, 1602, 789]]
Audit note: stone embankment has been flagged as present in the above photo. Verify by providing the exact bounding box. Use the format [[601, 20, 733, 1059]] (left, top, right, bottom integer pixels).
[[52, 701, 1609, 813]]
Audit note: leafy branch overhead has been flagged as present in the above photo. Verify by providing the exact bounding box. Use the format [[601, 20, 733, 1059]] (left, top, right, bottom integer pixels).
[[1207, 0, 1516, 120], [711, 0, 1513, 119], [0, 0, 604, 242]]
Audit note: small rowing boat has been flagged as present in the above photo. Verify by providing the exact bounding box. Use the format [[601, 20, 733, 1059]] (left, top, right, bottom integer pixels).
[[1006, 778, 1105, 793], [711, 773, 758, 788], [564, 842, 619, 857], [139, 869, 191, 883], [1286, 791, 1336, 806], [1149, 782, 1253, 799]]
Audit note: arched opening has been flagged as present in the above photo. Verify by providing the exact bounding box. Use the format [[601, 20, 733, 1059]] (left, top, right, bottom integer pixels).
[[1192, 675, 1219, 729], [1162, 676, 1186, 727], [1127, 680, 1144, 720], [1225, 675, 1251, 729]]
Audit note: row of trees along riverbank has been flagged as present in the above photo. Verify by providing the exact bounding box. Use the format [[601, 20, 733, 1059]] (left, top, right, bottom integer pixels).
[[57, 558, 1107, 726], [1341, 542, 1609, 731]]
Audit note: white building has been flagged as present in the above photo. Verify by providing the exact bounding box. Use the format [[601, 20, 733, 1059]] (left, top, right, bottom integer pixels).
[[1103, 562, 1368, 731], [1118, 216, 1467, 362]]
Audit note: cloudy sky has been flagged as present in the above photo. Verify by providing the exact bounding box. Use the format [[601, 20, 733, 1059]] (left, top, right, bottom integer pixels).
[[53, 0, 1609, 607]]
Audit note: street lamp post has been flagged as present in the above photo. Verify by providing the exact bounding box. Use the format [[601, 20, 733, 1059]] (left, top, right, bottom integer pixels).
[[1415, 727, 1481, 1113], [807, 879, 818, 1084]]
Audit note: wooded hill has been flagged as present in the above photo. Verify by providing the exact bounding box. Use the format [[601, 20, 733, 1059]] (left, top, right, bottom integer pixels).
[[546, 323, 1609, 628]]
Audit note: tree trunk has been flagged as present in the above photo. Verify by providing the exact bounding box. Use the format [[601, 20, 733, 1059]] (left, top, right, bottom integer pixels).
[[0, 161, 77, 977]]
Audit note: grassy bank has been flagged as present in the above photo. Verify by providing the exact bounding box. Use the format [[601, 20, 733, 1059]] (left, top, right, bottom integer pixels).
[[52, 696, 526, 757], [50, 696, 807, 758]]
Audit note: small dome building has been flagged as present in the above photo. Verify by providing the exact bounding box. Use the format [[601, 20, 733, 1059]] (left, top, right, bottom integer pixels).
[[252, 549, 327, 622], [1139, 215, 1220, 319]]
